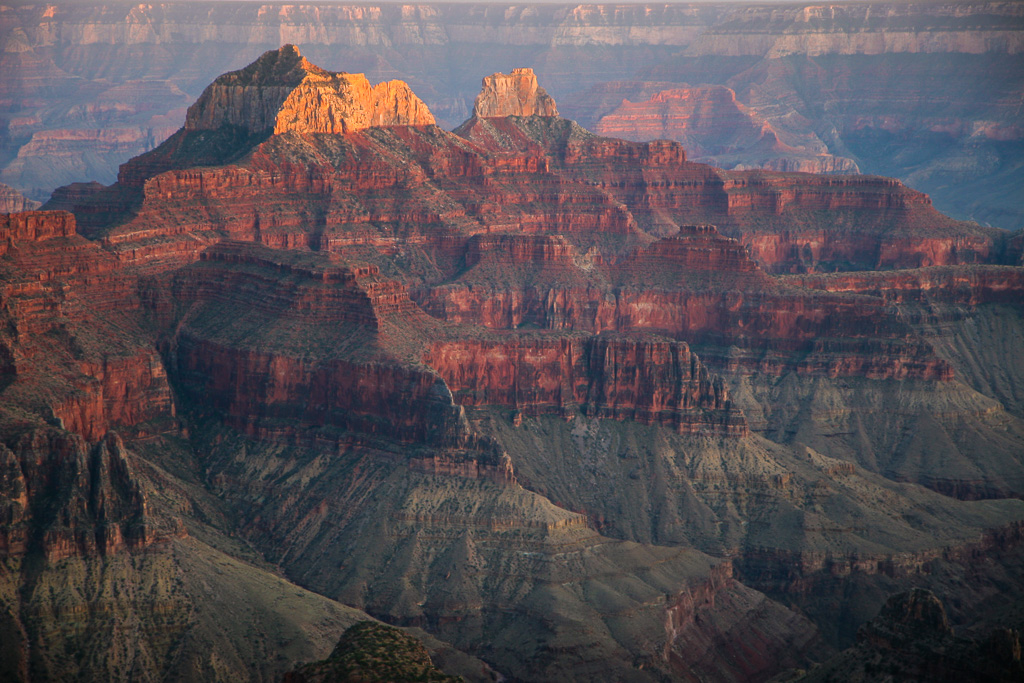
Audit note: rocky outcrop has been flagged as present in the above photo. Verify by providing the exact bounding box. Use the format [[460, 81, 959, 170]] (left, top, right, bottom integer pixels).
[[0, 209, 76, 247], [185, 45, 433, 135], [4, 2, 1024, 229], [0, 211, 175, 442], [425, 333, 747, 436], [789, 588, 1024, 682], [0, 184, 40, 213], [163, 242, 470, 447], [663, 561, 820, 682], [0, 430, 171, 561], [786, 265, 1024, 306], [594, 85, 768, 151], [420, 221, 953, 382], [590, 83, 858, 175], [283, 622, 459, 683], [472, 68, 558, 118]]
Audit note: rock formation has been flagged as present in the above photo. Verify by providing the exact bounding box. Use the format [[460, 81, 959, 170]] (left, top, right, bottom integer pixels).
[[1, 2, 1022, 229], [185, 44, 433, 135], [284, 622, 460, 683], [788, 589, 1024, 682], [1, 41, 1024, 683], [0, 184, 40, 213], [584, 83, 859, 174], [472, 68, 558, 118]]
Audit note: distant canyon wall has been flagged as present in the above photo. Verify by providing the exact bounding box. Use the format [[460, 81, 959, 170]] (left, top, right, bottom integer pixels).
[[1, 1, 1022, 228]]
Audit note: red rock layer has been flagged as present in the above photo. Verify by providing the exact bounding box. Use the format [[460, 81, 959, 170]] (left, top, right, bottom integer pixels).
[[633, 224, 759, 274], [185, 45, 434, 135], [472, 68, 558, 118], [786, 266, 1024, 306], [555, 136, 998, 272], [594, 85, 771, 156], [424, 333, 746, 436], [64, 63, 998, 277], [419, 223, 950, 381], [164, 242, 470, 447], [0, 431, 176, 561], [0, 211, 175, 442], [162, 241, 746, 444], [424, 285, 951, 381], [172, 336, 468, 446], [464, 233, 578, 269]]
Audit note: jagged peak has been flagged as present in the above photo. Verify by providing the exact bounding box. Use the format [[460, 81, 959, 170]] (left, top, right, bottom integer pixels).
[[184, 45, 434, 135], [210, 44, 322, 88], [472, 67, 559, 118]]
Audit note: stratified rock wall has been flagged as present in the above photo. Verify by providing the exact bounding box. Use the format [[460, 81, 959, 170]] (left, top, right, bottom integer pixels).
[[184, 45, 434, 135], [473, 68, 558, 118], [0, 184, 41, 213], [425, 333, 746, 436]]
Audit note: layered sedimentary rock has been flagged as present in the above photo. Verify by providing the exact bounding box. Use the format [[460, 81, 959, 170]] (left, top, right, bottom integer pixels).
[[199, 426, 822, 682], [0, 430, 167, 561], [0, 184, 39, 213], [186, 44, 433, 135], [2, 1, 1023, 230], [790, 589, 1024, 682], [420, 222, 954, 382], [0, 211, 174, 441], [589, 83, 858, 174], [425, 333, 745, 436], [0, 216, 474, 683], [787, 265, 1024, 305], [472, 68, 558, 118], [3, 43, 1024, 683]]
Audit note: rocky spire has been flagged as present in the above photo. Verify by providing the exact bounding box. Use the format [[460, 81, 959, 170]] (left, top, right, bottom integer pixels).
[[184, 44, 435, 135], [472, 67, 558, 118]]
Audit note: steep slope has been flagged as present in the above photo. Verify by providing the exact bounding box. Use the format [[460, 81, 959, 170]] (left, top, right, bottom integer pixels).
[[584, 83, 858, 174], [4, 44, 1024, 682], [3, 2, 1021, 230], [0, 210, 485, 683], [629, 1, 1024, 228], [284, 622, 460, 683], [786, 589, 1024, 683]]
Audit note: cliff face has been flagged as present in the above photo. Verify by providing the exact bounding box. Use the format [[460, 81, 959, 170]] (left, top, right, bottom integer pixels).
[[2, 2, 1022, 230], [425, 334, 746, 437], [472, 68, 558, 118], [185, 45, 434, 135], [0, 184, 40, 213], [2, 40, 1024, 683], [589, 83, 859, 175], [0, 212, 174, 442], [789, 588, 1024, 683]]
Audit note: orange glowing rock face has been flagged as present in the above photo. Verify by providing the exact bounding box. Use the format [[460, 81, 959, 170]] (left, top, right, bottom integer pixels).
[[184, 44, 434, 136], [472, 68, 559, 118]]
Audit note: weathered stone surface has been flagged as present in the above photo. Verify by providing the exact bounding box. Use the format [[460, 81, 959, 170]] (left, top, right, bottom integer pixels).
[[787, 588, 1024, 682], [589, 83, 859, 175], [185, 44, 433, 135], [472, 68, 558, 118], [0, 184, 40, 213], [3, 42, 1024, 683]]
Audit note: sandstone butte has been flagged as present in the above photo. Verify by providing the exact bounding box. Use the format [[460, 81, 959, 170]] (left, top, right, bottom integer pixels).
[[472, 67, 559, 118], [186, 44, 434, 135], [2, 45, 1024, 683]]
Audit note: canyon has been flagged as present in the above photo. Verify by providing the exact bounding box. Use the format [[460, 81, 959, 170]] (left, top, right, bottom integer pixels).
[[0, 1, 1022, 232], [0, 30, 1022, 683]]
